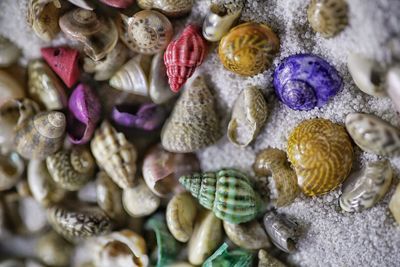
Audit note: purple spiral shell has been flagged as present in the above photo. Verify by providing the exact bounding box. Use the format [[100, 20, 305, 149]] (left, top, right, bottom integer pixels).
[[273, 54, 342, 111]]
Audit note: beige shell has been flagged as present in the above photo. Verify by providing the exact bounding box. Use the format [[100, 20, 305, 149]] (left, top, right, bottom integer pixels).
[[167, 263, 194, 267], [59, 8, 118, 61], [118, 11, 173, 55], [0, 152, 25, 191], [166, 192, 197, 242], [228, 87, 268, 147], [0, 70, 25, 107], [223, 220, 270, 250], [36, 231, 73, 267], [27, 0, 61, 41], [307, 0, 348, 38], [258, 249, 286, 267], [149, 52, 175, 104], [137, 0, 194, 17], [28, 60, 67, 110], [91, 121, 137, 189], [0, 36, 20, 67], [161, 76, 220, 153], [389, 183, 400, 224], [387, 66, 400, 113]]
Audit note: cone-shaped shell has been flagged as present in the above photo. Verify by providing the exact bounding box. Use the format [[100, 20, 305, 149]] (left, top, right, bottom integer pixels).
[[0, 70, 26, 107], [161, 76, 220, 153], [27, 0, 61, 41], [0, 35, 20, 67]]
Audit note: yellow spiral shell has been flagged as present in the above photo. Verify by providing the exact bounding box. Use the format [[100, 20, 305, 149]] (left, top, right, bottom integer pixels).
[[287, 119, 353, 196], [218, 22, 279, 76]]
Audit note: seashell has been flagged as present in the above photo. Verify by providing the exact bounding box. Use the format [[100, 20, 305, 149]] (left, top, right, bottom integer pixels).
[[36, 231, 73, 267], [287, 119, 353, 196], [223, 220, 271, 250], [0, 260, 25, 267], [149, 52, 175, 104], [27, 0, 61, 41], [345, 113, 400, 157], [41, 47, 80, 88], [188, 209, 223, 265], [14, 111, 66, 160], [27, 159, 66, 207], [167, 263, 194, 267], [28, 60, 68, 110], [90, 121, 137, 189], [137, 0, 194, 17], [164, 25, 207, 92], [307, 0, 348, 38], [59, 8, 118, 61], [18, 196, 49, 234], [161, 76, 220, 152], [99, 0, 135, 8], [253, 148, 299, 207], [83, 42, 128, 81], [46, 147, 95, 191], [340, 160, 393, 212], [219, 22, 279, 76], [387, 66, 400, 113], [179, 169, 264, 224], [227, 87, 268, 147], [166, 192, 197, 242], [112, 103, 166, 131], [389, 183, 400, 224], [117, 11, 173, 55], [0, 70, 25, 107], [143, 145, 200, 197], [68, 0, 95, 10], [0, 36, 20, 67], [263, 212, 298, 253], [202, 242, 254, 267], [258, 249, 286, 267], [0, 152, 25, 191], [122, 178, 160, 217], [273, 54, 343, 111]]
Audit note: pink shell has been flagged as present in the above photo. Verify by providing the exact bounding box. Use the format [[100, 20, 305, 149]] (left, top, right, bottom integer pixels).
[[99, 0, 134, 8], [164, 25, 207, 92]]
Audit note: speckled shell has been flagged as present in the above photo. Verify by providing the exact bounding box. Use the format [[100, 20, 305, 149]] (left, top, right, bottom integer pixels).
[[253, 148, 299, 207], [161, 76, 220, 153], [287, 119, 353, 196], [118, 11, 173, 55], [219, 22, 279, 76], [340, 160, 393, 212], [0, 70, 26, 107], [36, 231, 73, 267], [149, 52, 175, 104], [263, 212, 298, 253], [389, 183, 400, 224], [0, 152, 25, 191], [228, 87, 268, 147], [0, 36, 20, 67], [387, 66, 400, 113], [137, 0, 194, 17], [223, 220, 270, 250], [179, 169, 263, 224], [96, 171, 125, 221], [28, 60, 67, 110], [90, 121, 137, 189], [46, 147, 95, 191], [14, 111, 66, 160], [307, 0, 348, 38], [345, 113, 400, 157], [27, 0, 61, 41], [258, 249, 286, 267]]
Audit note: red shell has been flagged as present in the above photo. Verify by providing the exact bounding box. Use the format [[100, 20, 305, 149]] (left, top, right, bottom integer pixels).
[[99, 0, 135, 8], [41, 47, 80, 88], [164, 25, 207, 92]]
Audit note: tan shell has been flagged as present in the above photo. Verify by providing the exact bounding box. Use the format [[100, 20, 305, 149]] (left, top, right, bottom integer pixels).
[[0, 36, 20, 67], [137, 0, 194, 17], [0, 70, 25, 107], [389, 183, 400, 224], [149, 52, 175, 104], [387, 66, 400, 113], [27, 0, 61, 41], [91, 121, 137, 189], [36, 231, 73, 267], [258, 249, 286, 267], [0, 152, 25, 191], [228, 87, 268, 147], [223, 220, 270, 250]]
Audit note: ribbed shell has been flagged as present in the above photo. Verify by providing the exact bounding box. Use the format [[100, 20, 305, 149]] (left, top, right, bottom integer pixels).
[[27, 0, 61, 41], [0, 70, 25, 107], [263, 212, 298, 253], [0, 36, 20, 67], [287, 119, 353, 196], [137, 0, 194, 17]]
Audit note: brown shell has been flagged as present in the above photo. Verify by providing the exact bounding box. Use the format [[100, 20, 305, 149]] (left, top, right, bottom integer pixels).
[[27, 0, 61, 41]]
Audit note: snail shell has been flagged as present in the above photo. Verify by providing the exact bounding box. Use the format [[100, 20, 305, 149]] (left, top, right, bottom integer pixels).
[[149, 52, 175, 104], [340, 160, 393, 212], [90, 121, 137, 189], [389, 183, 400, 224], [263, 212, 298, 253], [219, 22, 279, 76], [14, 111, 66, 160], [68, 0, 95, 9], [137, 0, 194, 17], [202, 242, 253, 267], [0, 70, 26, 107], [307, 0, 348, 38], [287, 119, 353, 196], [253, 148, 299, 207], [345, 113, 400, 157], [387, 66, 400, 113], [228, 87, 268, 147], [258, 249, 286, 267], [46, 147, 95, 191], [59, 8, 118, 61], [36, 231, 73, 267], [161, 76, 220, 153], [118, 11, 173, 55], [27, 0, 61, 41], [223, 220, 271, 250], [0, 36, 20, 67], [0, 152, 25, 191]]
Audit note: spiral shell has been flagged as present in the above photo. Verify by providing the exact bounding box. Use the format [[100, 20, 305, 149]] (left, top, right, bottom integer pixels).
[[273, 54, 343, 111], [0, 36, 20, 67], [219, 22, 279, 76], [161, 76, 220, 153], [14, 111, 66, 160], [258, 249, 286, 267], [0, 70, 26, 107], [0, 152, 25, 191], [223, 220, 270, 250], [179, 169, 263, 224], [340, 160, 393, 212], [27, 0, 61, 41], [202, 243, 253, 267], [386, 66, 400, 113], [345, 113, 400, 157], [307, 0, 348, 38], [118, 11, 173, 55], [389, 183, 400, 224], [228, 87, 268, 147], [287, 119, 353, 196], [36, 231, 73, 267], [149, 52, 175, 104], [91, 121, 137, 189], [263, 212, 298, 253], [137, 0, 194, 17]]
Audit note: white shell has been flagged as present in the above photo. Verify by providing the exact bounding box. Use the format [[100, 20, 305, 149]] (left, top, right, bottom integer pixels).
[[68, 0, 94, 10], [387, 66, 400, 113], [389, 183, 400, 224], [0, 36, 20, 67], [149, 52, 175, 104], [0, 70, 25, 107]]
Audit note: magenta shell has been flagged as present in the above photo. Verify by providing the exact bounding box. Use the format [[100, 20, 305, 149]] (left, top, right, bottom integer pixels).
[[99, 0, 134, 8], [164, 25, 207, 92]]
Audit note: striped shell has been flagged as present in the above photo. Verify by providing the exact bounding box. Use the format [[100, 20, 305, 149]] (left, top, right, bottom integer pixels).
[[179, 169, 263, 224], [0, 36, 20, 67], [263, 212, 298, 253], [287, 119, 353, 196], [340, 160, 393, 212], [223, 220, 270, 250], [137, 0, 194, 17], [258, 249, 286, 267], [27, 0, 61, 41], [228, 87, 268, 147], [90, 121, 137, 189], [0, 70, 26, 107], [307, 0, 348, 38], [36, 231, 73, 267], [345, 113, 400, 157], [0, 152, 25, 191], [219, 22, 280, 76], [389, 183, 400, 224]]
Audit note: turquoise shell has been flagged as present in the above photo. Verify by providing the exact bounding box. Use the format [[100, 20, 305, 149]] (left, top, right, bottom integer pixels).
[[202, 243, 253, 267]]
